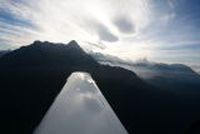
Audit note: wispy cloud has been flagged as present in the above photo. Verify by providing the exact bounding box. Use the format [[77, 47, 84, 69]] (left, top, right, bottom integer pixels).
[[0, 0, 200, 71], [0, 0, 154, 47]]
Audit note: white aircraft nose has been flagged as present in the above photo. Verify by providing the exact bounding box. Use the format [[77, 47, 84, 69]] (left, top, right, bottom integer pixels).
[[34, 72, 128, 134]]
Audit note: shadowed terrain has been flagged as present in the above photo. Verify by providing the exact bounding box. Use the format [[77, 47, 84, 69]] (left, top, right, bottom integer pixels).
[[0, 50, 11, 57], [92, 52, 200, 95], [0, 41, 200, 134]]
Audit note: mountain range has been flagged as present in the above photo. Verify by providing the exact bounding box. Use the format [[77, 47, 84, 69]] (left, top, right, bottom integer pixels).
[[0, 41, 200, 134], [92, 52, 200, 95]]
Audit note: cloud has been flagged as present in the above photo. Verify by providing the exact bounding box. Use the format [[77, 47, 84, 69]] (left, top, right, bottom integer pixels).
[[159, 13, 175, 23], [0, 0, 153, 48], [114, 16, 135, 34], [0, 0, 200, 71], [95, 22, 119, 42]]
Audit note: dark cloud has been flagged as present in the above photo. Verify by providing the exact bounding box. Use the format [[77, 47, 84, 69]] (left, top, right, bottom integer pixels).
[[114, 16, 135, 34], [96, 23, 119, 42], [83, 17, 119, 42]]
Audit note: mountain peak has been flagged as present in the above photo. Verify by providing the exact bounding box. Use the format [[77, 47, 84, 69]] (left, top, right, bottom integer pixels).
[[33, 40, 42, 45], [0, 40, 98, 68], [68, 40, 78, 45], [30, 40, 82, 51], [67, 40, 82, 50]]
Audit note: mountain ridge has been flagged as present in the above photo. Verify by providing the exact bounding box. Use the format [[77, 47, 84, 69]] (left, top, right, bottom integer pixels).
[[0, 40, 200, 134], [91, 52, 200, 95]]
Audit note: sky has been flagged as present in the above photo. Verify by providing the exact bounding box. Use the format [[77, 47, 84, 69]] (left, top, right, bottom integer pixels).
[[0, 0, 200, 72]]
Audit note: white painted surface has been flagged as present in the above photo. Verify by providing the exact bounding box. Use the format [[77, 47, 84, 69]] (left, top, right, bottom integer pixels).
[[34, 72, 128, 134]]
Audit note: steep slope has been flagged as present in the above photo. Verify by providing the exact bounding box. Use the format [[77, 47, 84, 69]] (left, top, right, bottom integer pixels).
[[0, 41, 199, 134], [34, 72, 128, 134], [92, 52, 200, 95], [0, 40, 98, 134]]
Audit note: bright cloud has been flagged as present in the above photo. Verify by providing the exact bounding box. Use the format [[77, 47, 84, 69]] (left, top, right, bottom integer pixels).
[[0, 0, 200, 72]]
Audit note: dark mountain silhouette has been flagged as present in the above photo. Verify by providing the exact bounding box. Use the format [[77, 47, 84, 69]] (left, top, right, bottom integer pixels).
[[0, 41, 200, 134], [184, 120, 200, 134], [92, 52, 200, 95], [0, 50, 11, 57], [142, 63, 200, 95]]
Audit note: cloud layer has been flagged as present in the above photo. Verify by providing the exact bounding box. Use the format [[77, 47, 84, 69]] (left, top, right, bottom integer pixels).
[[0, 0, 200, 71]]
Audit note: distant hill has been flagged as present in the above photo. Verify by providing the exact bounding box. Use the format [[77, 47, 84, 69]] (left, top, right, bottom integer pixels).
[[92, 52, 200, 95], [0, 41, 200, 134]]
